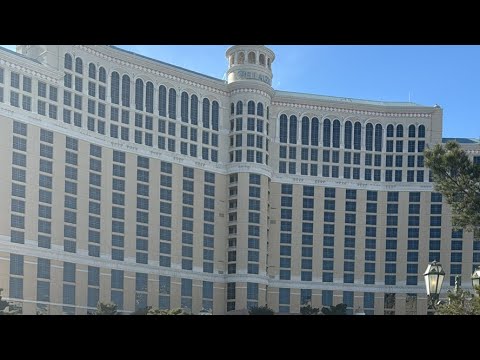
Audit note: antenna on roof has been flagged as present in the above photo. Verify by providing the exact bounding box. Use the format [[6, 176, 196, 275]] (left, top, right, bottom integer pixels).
[[408, 92, 411, 102]]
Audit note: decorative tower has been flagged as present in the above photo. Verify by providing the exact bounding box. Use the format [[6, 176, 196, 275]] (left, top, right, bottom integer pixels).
[[226, 45, 275, 86], [225, 45, 275, 167], [224, 46, 276, 313]]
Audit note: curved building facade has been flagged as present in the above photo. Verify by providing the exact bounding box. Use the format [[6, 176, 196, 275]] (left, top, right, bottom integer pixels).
[[0, 45, 478, 314]]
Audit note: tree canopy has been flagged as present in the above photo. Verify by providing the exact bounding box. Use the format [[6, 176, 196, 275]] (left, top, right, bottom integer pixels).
[[147, 308, 188, 315], [300, 304, 320, 315], [0, 288, 20, 315], [321, 303, 347, 315], [95, 302, 118, 315], [248, 305, 274, 315], [436, 287, 480, 315], [0, 289, 10, 314], [424, 141, 480, 236]]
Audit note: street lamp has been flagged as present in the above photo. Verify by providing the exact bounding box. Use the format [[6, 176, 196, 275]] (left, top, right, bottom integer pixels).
[[472, 266, 480, 293], [423, 260, 445, 308], [424, 261, 480, 309]]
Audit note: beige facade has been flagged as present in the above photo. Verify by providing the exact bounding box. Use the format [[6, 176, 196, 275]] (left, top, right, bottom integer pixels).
[[0, 45, 478, 315]]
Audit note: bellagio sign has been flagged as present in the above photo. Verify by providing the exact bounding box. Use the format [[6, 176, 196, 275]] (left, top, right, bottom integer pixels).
[[235, 70, 272, 85]]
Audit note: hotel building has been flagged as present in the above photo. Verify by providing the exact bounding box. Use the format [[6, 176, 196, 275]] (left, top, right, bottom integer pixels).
[[0, 45, 478, 314]]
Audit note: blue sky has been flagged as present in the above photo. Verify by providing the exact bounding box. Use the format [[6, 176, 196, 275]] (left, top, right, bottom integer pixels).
[[2, 45, 480, 138]]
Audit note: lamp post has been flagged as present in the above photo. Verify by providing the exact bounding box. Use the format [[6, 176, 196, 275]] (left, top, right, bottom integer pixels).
[[424, 261, 480, 310], [472, 266, 480, 293], [423, 260, 445, 309]]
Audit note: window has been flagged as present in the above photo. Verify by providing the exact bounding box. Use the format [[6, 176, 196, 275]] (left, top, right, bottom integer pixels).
[[121, 75, 130, 107], [135, 79, 144, 111], [417, 141, 425, 153], [418, 125, 425, 138], [10, 277, 23, 299], [20, 76, 31, 93], [323, 119, 331, 147], [11, 183, 25, 198], [12, 151, 27, 168], [287, 115, 298, 144]]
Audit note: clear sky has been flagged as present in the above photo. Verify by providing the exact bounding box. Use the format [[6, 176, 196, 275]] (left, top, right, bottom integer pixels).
[[2, 45, 480, 138]]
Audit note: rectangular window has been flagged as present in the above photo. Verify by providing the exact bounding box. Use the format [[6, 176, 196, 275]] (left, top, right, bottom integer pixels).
[[111, 270, 124, 289], [9, 277, 23, 299], [322, 290, 333, 306], [121, 127, 129, 141], [12, 151, 27, 167], [20, 95, 31, 111], [10, 254, 24, 276], [11, 72, 21, 88], [10, 91, 21, 107], [11, 183, 26, 198], [63, 262, 76, 283]]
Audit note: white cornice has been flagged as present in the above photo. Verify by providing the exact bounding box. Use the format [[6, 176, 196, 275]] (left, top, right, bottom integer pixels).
[[0, 103, 438, 191], [76, 45, 229, 97], [272, 173, 435, 191], [272, 100, 434, 119], [0, 235, 226, 283], [0, 104, 229, 175], [225, 163, 273, 178], [0, 56, 62, 84], [3, 236, 464, 296], [230, 88, 272, 99]]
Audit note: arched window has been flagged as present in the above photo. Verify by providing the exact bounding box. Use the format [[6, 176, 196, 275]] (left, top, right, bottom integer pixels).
[[279, 114, 288, 143], [396, 124, 403, 137], [135, 79, 144, 111], [323, 119, 331, 147], [168, 88, 176, 119], [301, 117, 310, 145], [408, 124, 416, 138], [88, 63, 96, 79], [365, 123, 374, 151], [230, 103, 235, 115], [236, 101, 243, 115], [238, 52, 245, 64], [311, 118, 319, 146], [257, 103, 264, 117], [99, 67, 106, 83], [181, 92, 189, 122], [267, 58, 271, 69], [418, 125, 425, 138], [212, 101, 219, 131], [353, 122, 362, 150], [75, 57, 83, 74], [229, 55, 234, 66], [64, 53, 73, 70], [248, 52, 256, 64], [191, 95, 198, 125], [344, 121, 352, 149], [332, 120, 340, 148], [387, 124, 394, 137], [111, 72, 120, 105], [248, 100, 255, 115], [158, 85, 167, 117], [145, 82, 154, 114], [259, 54, 265, 66], [121, 75, 130, 107], [289, 116, 297, 144], [375, 124, 383, 151], [202, 98, 210, 128]]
